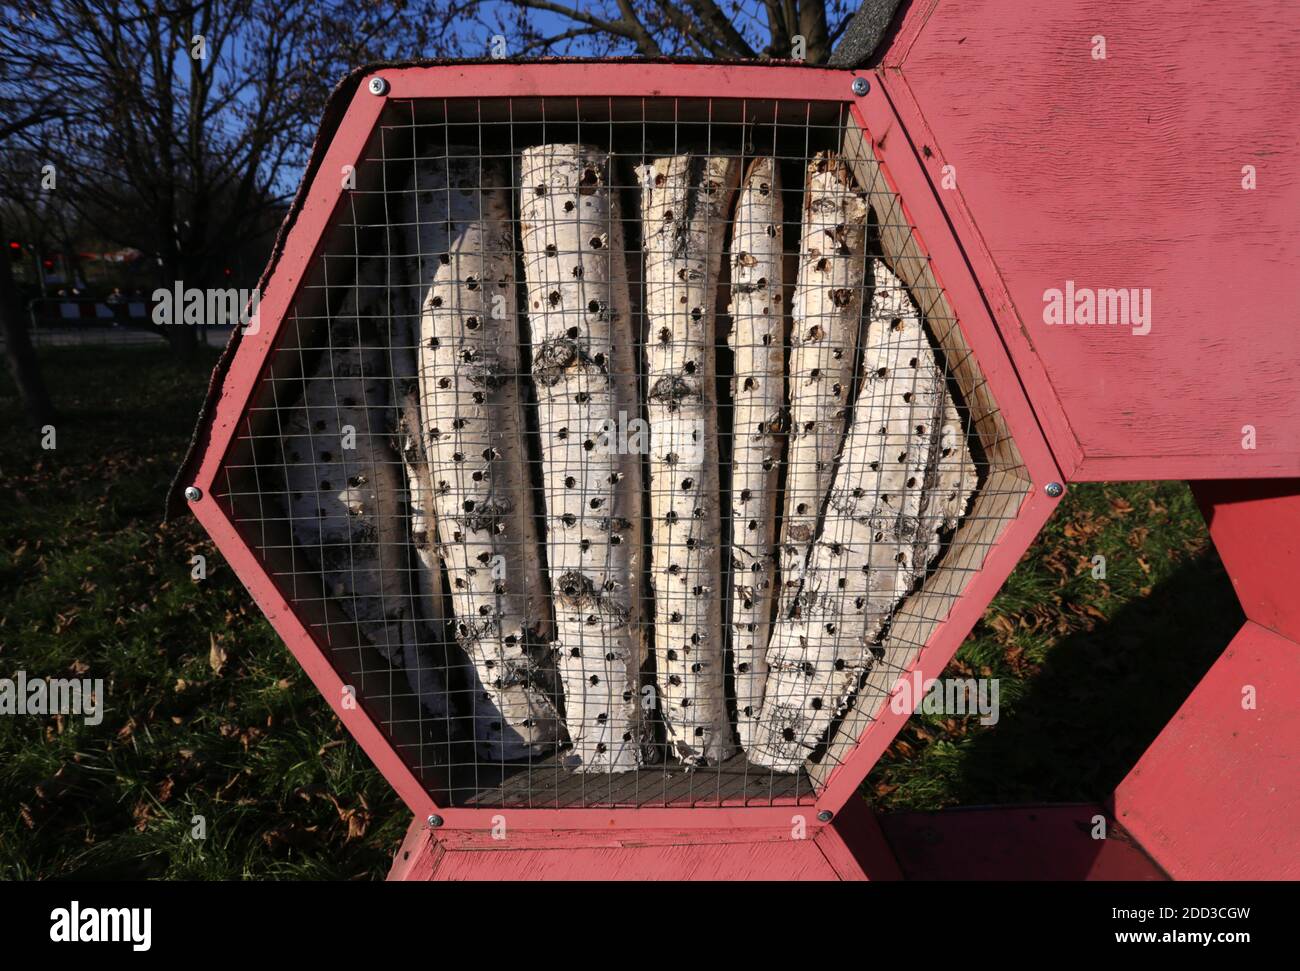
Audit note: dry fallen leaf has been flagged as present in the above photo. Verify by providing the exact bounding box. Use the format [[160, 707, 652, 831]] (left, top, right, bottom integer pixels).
[[209, 633, 228, 675]]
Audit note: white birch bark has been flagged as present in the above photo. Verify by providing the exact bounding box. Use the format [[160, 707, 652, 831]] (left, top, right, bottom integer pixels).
[[726, 157, 785, 753], [282, 314, 450, 724], [413, 154, 564, 760], [519, 144, 648, 771], [638, 153, 739, 766], [751, 260, 976, 771], [778, 152, 869, 622]]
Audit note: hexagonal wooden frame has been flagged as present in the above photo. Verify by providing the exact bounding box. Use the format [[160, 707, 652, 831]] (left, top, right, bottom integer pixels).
[[182, 62, 1065, 837]]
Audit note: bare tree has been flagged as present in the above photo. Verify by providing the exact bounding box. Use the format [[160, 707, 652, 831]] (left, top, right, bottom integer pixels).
[[433, 0, 897, 62], [0, 0, 440, 362], [0, 0, 900, 402]]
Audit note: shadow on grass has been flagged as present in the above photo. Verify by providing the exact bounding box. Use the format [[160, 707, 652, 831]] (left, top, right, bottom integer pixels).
[[949, 548, 1244, 806]]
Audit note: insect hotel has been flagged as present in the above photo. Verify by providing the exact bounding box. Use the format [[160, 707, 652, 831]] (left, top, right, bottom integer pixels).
[[176, 16, 1300, 882]]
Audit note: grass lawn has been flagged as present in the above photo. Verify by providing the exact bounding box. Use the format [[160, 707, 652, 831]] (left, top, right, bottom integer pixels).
[[0, 344, 1241, 879]]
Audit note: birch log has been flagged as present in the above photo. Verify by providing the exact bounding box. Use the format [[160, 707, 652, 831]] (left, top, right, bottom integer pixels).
[[282, 317, 450, 724], [395, 388, 459, 724], [751, 260, 976, 771], [638, 153, 739, 766], [414, 154, 564, 760], [778, 152, 869, 621], [520, 144, 648, 771], [727, 157, 785, 753]]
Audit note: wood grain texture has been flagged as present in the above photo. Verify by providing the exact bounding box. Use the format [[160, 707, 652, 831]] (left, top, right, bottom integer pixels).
[[403, 825, 848, 880], [893, 0, 1300, 477], [387, 798, 905, 880]]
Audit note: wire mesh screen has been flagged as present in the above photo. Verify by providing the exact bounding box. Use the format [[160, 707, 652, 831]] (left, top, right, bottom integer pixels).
[[212, 95, 1029, 809]]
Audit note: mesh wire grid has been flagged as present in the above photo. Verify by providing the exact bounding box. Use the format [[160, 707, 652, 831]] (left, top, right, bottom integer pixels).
[[211, 96, 1029, 810]]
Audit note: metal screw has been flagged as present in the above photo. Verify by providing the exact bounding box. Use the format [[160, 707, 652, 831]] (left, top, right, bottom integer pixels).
[[851, 77, 870, 96], [817, 810, 834, 823], [427, 814, 443, 828], [367, 76, 389, 96], [184, 486, 202, 502], [1045, 482, 1064, 498]]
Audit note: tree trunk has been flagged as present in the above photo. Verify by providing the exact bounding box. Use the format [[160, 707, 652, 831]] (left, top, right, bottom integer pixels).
[[798, 0, 832, 62], [412, 154, 564, 761], [638, 152, 739, 767], [726, 157, 785, 753], [0, 216, 54, 427], [751, 259, 976, 771], [777, 152, 868, 624], [519, 144, 648, 772]]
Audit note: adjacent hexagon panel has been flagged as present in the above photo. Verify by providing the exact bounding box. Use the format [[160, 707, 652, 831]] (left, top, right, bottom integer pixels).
[[183, 64, 1061, 825], [883, 0, 1300, 480]]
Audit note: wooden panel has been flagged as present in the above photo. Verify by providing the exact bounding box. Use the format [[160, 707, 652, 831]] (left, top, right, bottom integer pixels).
[[892, 0, 1300, 478], [1112, 621, 1300, 879], [428, 827, 841, 880], [1193, 479, 1300, 644], [390, 797, 903, 879]]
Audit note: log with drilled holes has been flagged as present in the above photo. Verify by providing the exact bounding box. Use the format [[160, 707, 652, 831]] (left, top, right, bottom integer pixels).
[[750, 259, 976, 771], [777, 152, 869, 624], [282, 313, 452, 726], [726, 157, 786, 753], [520, 144, 649, 772], [638, 153, 740, 767], [412, 153, 564, 761]]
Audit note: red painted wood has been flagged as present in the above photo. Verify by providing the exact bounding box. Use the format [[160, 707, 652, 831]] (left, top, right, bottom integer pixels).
[[1112, 621, 1300, 879], [886, 0, 1300, 480], [192, 83, 385, 500], [1193, 479, 1300, 643], [388, 801, 902, 880], [382, 61, 860, 102], [880, 805, 1167, 880], [405, 825, 841, 880], [387, 818, 442, 881], [814, 795, 904, 880], [846, 96, 1065, 485], [876, 71, 1083, 480]]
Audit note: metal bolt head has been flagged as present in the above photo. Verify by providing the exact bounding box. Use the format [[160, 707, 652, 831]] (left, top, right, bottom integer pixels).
[[851, 77, 870, 96], [367, 76, 389, 96], [184, 486, 202, 502], [426, 814, 443, 828], [817, 810, 834, 823], [1045, 481, 1064, 498]]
